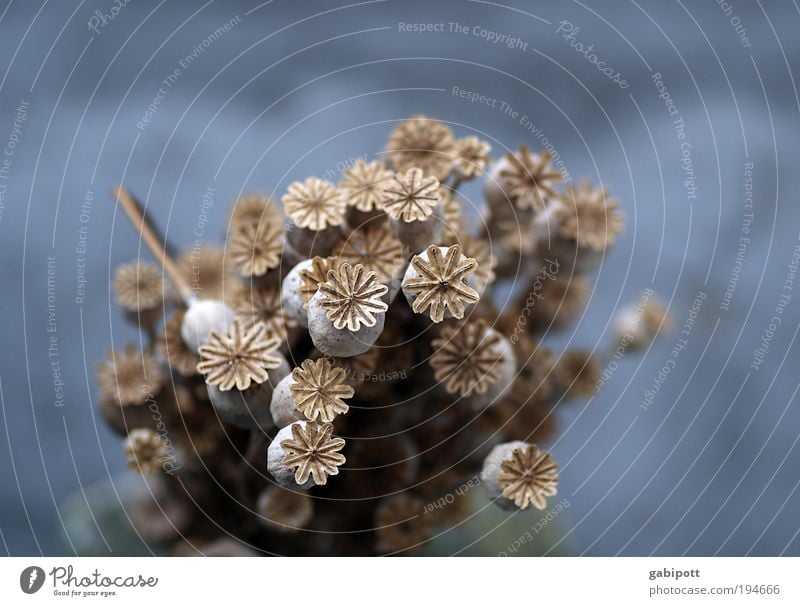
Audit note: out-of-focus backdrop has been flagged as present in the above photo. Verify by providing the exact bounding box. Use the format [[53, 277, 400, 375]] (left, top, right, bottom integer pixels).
[[1, 0, 799, 556]]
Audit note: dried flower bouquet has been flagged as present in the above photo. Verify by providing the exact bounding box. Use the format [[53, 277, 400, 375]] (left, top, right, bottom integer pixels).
[[98, 116, 667, 555]]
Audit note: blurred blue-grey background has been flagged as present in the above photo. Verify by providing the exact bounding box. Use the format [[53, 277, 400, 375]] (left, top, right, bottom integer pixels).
[[1, 0, 799, 556]]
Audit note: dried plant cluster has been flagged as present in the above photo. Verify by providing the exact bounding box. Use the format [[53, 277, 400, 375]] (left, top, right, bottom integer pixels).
[[98, 116, 666, 556]]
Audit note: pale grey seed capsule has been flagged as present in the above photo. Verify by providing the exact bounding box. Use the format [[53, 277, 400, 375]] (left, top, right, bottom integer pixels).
[[281, 259, 314, 328], [180, 299, 235, 353], [531, 201, 603, 275], [206, 352, 289, 430], [307, 289, 385, 357], [463, 329, 517, 411], [267, 422, 314, 489], [480, 440, 528, 511], [270, 374, 304, 428]]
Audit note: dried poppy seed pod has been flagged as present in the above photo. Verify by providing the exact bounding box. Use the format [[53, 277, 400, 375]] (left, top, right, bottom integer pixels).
[[481, 441, 559, 511], [281, 258, 315, 328], [124, 428, 170, 475], [383, 168, 442, 252], [401, 244, 480, 323], [113, 261, 164, 329], [484, 145, 563, 222], [480, 441, 528, 509], [463, 329, 516, 410], [430, 321, 517, 410], [267, 420, 345, 488], [281, 256, 341, 328], [282, 177, 346, 257], [613, 296, 670, 350], [532, 181, 623, 275], [267, 422, 315, 488], [272, 357, 354, 427], [483, 154, 525, 224], [307, 263, 388, 357], [256, 486, 314, 533], [180, 299, 235, 353], [207, 354, 289, 430], [339, 159, 393, 226], [269, 373, 304, 427], [308, 290, 385, 357]]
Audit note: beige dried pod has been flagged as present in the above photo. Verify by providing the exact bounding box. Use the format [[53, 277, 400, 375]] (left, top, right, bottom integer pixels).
[[207, 352, 289, 430], [228, 221, 283, 278], [196, 320, 283, 391], [532, 180, 623, 274], [160, 308, 200, 376], [271, 357, 354, 427], [331, 223, 407, 305], [124, 428, 169, 475], [484, 145, 563, 217], [113, 261, 164, 325], [401, 244, 480, 323], [430, 320, 516, 409], [453, 135, 492, 180], [480, 441, 558, 511], [307, 263, 388, 357], [282, 176, 346, 257], [228, 193, 281, 231], [267, 421, 345, 488], [256, 486, 314, 533], [339, 159, 392, 224], [556, 349, 601, 399], [95, 345, 164, 407], [382, 168, 442, 251], [386, 115, 456, 181]]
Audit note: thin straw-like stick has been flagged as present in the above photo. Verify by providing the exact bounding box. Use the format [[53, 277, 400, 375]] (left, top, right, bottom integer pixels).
[[112, 186, 193, 304]]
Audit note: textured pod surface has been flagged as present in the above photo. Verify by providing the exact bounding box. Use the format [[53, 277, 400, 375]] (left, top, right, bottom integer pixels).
[[480, 440, 528, 511], [307, 289, 385, 357], [270, 374, 303, 428], [180, 299, 235, 352]]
